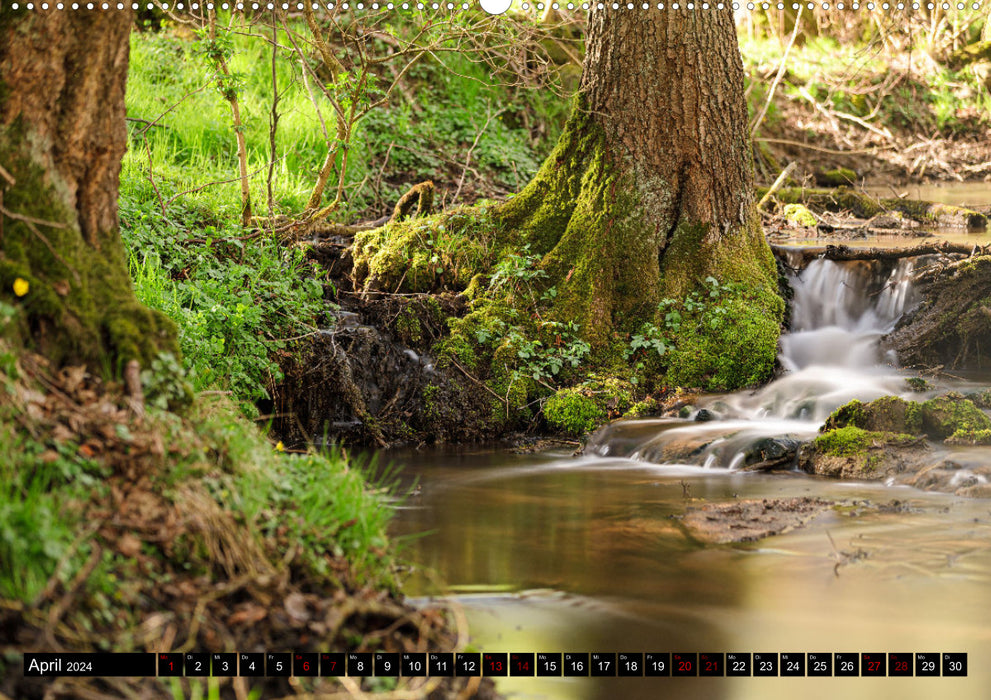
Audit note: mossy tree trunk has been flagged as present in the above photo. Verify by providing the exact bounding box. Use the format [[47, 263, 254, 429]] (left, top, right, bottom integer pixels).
[[497, 9, 782, 361], [0, 9, 176, 370]]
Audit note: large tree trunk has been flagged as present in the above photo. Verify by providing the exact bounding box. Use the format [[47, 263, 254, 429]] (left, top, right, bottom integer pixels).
[[0, 10, 176, 369], [497, 9, 783, 388]]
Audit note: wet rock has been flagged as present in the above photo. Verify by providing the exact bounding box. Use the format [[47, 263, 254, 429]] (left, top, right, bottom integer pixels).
[[682, 497, 832, 544], [883, 255, 991, 369], [742, 437, 801, 471], [694, 408, 715, 422], [901, 460, 991, 497], [797, 426, 928, 480]]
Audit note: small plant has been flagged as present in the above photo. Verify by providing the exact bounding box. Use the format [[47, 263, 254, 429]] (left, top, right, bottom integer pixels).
[[141, 353, 194, 411], [624, 276, 777, 390]]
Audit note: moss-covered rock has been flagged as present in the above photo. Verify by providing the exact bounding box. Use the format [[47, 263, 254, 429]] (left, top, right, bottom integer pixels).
[[782, 203, 817, 227], [798, 426, 926, 480], [822, 393, 990, 440], [919, 393, 991, 438], [883, 255, 991, 369], [945, 429, 991, 446], [822, 396, 921, 434]]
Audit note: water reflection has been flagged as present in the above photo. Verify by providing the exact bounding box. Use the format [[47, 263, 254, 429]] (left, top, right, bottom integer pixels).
[[392, 453, 991, 699]]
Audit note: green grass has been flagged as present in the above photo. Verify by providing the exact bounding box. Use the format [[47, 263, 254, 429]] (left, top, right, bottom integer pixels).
[[123, 21, 568, 223]]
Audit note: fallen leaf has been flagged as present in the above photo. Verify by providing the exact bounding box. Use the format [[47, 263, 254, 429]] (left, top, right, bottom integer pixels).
[[284, 592, 310, 624], [118, 533, 142, 558], [228, 605, 267, 626]]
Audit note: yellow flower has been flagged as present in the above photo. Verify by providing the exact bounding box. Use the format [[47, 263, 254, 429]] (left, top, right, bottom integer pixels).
[[12, 278, 29, 297], [275, 441, 285, 452]]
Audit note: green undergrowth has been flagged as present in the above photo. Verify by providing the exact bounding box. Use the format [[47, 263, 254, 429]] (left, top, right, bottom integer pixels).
[[0, 338, 397, 623], [364, 217, 780, 434], [120, 191, 326, 417], [741, 32, 991, 139], [125, 23, 566, 223]]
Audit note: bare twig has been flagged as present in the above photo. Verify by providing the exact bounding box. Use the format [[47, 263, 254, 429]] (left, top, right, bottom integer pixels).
[[452, 106, 507, 206]]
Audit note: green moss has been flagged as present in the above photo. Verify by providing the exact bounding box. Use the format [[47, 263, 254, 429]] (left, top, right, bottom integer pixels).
[[351, 206, 502, 294], [813, 426, 917, 456], [394, 308, 422, 345], [544, 388, 606, 436], [783, 203, 818, 227], [662, 289, 782, 390], [823, 396, 922, 434], [906, 377, 933, 392], [946, 428, 991, 445], [0, 118, 177, 370], [487, 342, 534, 427], [625, 397, 660, 418], [823, 393, 991, 441], [541, 375, 639, 435], [919, 393, 991, 438], [813, 167, 857, 187]]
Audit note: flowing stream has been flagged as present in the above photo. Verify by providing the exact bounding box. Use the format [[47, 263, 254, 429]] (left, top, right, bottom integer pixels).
[[389, 242, 991, 699]]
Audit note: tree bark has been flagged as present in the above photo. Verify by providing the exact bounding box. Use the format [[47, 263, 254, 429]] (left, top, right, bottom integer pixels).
[[0, 9, 176, 368], [496, 9, 782, 388]]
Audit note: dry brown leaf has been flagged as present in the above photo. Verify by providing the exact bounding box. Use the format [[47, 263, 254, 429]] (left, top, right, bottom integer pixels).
[[117, 533, 142, 558], [284, 592, 310, 624], [228, 605, 267, 626], [60, 366, 88, 394]]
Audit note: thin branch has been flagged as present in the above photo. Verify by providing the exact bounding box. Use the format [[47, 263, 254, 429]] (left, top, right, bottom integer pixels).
[[750, 5, 803, 139], [452, 106, 506, 205]]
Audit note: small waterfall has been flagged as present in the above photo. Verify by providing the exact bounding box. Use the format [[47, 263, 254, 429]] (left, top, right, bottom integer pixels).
[[589, 257, 921, 468], [781, 258, 916, 371]]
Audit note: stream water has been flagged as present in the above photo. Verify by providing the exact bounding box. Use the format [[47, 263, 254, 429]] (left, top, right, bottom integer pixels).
[[388, 218, 991, 699]]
